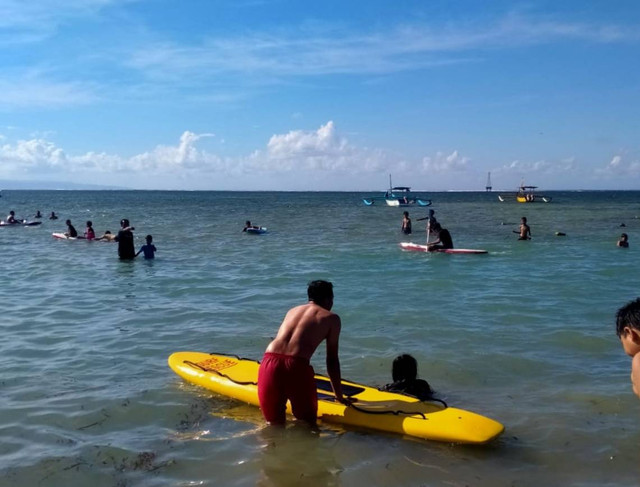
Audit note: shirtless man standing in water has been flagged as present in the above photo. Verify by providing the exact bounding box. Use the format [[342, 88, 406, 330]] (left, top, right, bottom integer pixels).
[[257, 280, 350, 426], [517, 217, 532, 240]]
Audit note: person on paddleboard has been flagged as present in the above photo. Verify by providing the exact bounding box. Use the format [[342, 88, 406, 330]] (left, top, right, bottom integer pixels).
[[401, 211, 412, 235], [615, 298, 640, 400], [6, 210, 19, 224], [84, 221, 95, 240], [426, 222, 454, 250], [65, 219, 78, 238], [515, 217, 531, 240], [115, 218, 135, 259], [258, 280, 352, 426], [381, 354, 433, 401]]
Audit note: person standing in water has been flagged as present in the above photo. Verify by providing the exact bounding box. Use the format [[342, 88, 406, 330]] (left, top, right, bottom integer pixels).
[[618, 233, 629, 248], [401, 211, 412, 235], [136, 235, 157, 259], [417, 209, 438, 237], [515, 217, 531, 240], [257, 280, 351, 426], [115, 219, 135, 260]]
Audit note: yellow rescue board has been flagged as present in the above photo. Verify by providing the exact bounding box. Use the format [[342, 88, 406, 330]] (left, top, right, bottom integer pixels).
[[168, 351, 504, 444]]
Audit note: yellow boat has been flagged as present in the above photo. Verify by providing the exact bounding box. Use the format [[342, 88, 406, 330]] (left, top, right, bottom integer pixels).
[[499, 184, 552, 203], [168, 351, 504, 444]]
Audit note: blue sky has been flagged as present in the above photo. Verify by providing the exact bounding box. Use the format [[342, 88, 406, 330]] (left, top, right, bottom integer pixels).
[[0, 0, 638, 190]]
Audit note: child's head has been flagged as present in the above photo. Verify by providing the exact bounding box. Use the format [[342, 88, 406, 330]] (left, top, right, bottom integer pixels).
[[403, 211, 409, 217], [86, 220, 92, 227], [392, 354, 418, 382], [66, 219, 71, 225], [616, 298, 640, 357], [245, 220, 251, 226], [620, 233, 628, 241], [146, 234, 153, 243], [104, 230, 111, 235]]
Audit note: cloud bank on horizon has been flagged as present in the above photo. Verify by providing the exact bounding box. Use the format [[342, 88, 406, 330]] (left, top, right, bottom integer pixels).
[[0, 1, 638, 190]]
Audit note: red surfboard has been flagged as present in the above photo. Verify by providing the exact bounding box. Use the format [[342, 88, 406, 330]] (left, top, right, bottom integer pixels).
[[400, 242, 488, 254]]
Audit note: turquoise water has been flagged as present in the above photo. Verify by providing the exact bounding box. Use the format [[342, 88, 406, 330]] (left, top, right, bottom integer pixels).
[[0, 190, 638, 486]]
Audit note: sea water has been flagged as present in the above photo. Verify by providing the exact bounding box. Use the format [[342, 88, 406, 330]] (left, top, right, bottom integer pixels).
[[0, 190, 638, 487]]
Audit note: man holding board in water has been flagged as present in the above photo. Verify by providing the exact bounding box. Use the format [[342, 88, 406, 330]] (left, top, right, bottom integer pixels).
[[258, 280, 350, 426]]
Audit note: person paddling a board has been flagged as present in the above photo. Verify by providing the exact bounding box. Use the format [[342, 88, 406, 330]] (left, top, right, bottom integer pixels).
[[5, 210, 20, 224], [426, 222, 454, 251], [65, 219, 78, 238], [258, 280, 352, 427]]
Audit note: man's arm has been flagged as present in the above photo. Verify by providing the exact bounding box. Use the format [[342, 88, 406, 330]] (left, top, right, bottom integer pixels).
[[631, 353, 640, 400], [325, 316, 346, 403]]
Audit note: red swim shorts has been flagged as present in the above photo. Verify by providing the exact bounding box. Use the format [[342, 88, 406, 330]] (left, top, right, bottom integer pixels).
[[257, 352, 318, 425]]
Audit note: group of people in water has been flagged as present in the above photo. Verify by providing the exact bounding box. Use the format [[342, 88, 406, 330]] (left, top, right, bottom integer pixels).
[[401, 209, 454, 250], [62, 217, 157, 260], [4, 209, 157, 260], [402, 210, 628, 247]]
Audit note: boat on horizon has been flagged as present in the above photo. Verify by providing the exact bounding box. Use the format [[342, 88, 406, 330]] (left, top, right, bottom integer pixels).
[[363, 175, 432, 207]]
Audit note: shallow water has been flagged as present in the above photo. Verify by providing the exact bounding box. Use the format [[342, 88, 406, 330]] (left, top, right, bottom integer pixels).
[[0, 190, 638, 486]]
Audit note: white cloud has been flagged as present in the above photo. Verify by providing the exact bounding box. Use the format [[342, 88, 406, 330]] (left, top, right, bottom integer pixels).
[[599, 153, 640, 176], [0, 138, 67, 173], [496, 157, 577, 176], [0, 131, 224, 178], [125, 12, 640, 81], [0, 74, 98, 109], [421, 150, 470, 173], [247, 121, 390, 173]]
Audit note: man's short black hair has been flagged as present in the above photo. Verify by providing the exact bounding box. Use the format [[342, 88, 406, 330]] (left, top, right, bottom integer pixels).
[[616, 298, 640, 337], [307, 280, 333, 304]]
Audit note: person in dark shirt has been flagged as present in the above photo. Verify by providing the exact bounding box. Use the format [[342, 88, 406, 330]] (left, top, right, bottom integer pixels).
[[401, 211, 412, 235], [426, 222, 453, 250], [65, 219, 78, 238], [381, 354, 433, 401], [115, 218, 135, 260], [617, 233, 629, 248]]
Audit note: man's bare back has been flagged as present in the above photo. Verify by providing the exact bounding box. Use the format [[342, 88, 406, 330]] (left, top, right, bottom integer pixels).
[[257, 280, 348, 423], [265, 303, 340, 360]]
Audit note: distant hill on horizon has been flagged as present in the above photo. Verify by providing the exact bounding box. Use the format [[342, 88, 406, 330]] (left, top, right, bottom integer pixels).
[[0, 180, 126, 190]]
